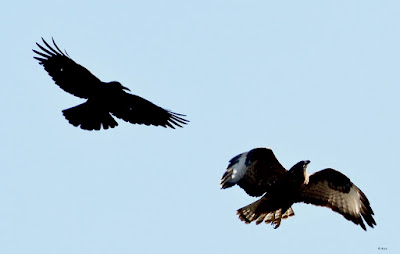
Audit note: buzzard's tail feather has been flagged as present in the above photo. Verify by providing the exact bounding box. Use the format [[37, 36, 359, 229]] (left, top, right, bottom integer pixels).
[[63, 103, 118, 131], [237, 199, 294, 229]]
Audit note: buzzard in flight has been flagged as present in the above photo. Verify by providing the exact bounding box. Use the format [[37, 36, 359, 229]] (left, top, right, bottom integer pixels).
[[33, 38, 188, 130], [220, 147, 376, 230]]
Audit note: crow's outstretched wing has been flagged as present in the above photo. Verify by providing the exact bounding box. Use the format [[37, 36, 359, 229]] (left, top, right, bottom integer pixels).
[[220, 148, 287, 197], [33, 38, 102, 98], [110, 93, 188, 129], [298, 168, 376, 230]]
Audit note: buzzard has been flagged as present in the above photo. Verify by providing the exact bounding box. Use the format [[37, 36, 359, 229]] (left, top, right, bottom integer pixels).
[[33, 38, 188, 130], [220, 147, 376, 230]]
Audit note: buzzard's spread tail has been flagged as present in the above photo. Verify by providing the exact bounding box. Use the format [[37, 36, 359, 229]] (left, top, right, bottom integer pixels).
[[63, 102, 118, 130], [237, 198, 294, 229]]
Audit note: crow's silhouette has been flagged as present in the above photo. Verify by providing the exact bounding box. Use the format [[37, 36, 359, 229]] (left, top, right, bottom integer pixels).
[[33, 38, 188, 131]]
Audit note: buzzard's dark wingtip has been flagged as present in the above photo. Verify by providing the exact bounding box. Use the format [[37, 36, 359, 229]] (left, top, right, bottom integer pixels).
[[220, 181, 235, 190], [359, 220, 367, 231], [220, 168, 233, 188]]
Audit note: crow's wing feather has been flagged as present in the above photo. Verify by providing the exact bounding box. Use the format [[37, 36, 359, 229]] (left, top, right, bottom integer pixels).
[[110, 93, 188, 129], [33, 38, 102, 98]]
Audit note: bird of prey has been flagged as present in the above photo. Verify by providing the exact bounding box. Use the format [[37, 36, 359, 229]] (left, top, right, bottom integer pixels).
[[33, 38, 188, 131], [220, 147, 376, 230]]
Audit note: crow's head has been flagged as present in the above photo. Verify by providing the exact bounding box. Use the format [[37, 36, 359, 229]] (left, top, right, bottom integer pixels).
[[107, 81, 131, 92]]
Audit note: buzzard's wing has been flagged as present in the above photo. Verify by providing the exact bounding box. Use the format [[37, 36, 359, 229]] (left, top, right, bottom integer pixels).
[[298, 168, 376, 230], [33, 38, 102, 98], [220, 148, 287, 197], [110, 93, 188, 129]]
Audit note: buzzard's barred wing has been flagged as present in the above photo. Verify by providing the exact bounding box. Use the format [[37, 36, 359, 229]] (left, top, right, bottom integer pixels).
[[298, 168, 376, 230], [33, 38, 102, 98], [110, 93, 188, 129], [220, 148, 287, 197]]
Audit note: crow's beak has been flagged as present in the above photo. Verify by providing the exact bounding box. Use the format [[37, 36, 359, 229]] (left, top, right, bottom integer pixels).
[[122, 86, 131, 92]]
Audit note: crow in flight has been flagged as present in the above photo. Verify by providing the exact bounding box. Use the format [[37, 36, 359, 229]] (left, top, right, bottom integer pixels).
[[33, 38, 188, 131]]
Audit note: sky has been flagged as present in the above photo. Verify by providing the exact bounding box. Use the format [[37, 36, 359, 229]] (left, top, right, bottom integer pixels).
[[1, 0, 399, 253]]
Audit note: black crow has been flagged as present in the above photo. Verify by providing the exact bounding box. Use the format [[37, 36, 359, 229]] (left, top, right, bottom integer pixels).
[[33, 38, 188, 131]]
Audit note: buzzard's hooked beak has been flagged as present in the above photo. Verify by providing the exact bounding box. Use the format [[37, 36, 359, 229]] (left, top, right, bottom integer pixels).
[[122, 86, 131, 92], [304, 160, 310, 165]]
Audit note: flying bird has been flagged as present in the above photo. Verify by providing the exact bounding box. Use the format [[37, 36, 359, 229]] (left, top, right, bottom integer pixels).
[[33, 38, 188, 130], [220, 147, 376, 230]]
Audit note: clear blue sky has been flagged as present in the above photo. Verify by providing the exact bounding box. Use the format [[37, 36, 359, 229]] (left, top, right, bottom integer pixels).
[[1, 0, 398, 253]]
